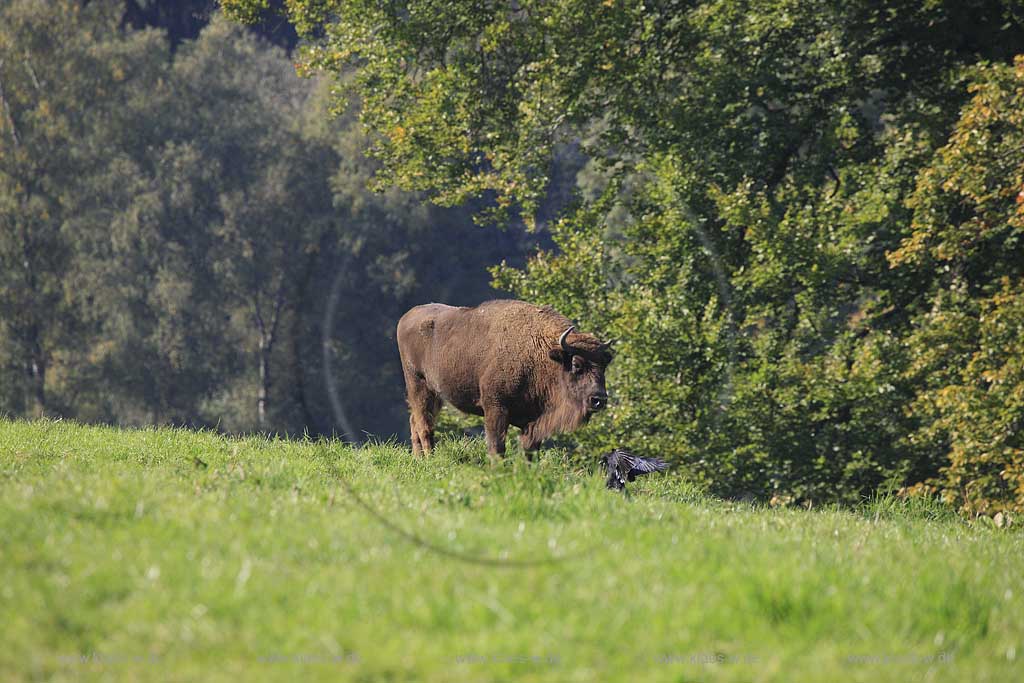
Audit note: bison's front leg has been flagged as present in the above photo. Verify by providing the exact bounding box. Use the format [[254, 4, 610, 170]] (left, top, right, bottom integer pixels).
[[482, 406, 509, 460], [518, 424, 544, 461]]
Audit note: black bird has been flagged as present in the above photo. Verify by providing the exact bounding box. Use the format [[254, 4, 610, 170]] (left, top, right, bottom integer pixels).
[[601, 448, 668, 491]]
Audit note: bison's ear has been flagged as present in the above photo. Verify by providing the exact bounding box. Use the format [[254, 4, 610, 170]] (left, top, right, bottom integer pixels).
[[549, 348, 566, 364], [571, 354, 586, 374]]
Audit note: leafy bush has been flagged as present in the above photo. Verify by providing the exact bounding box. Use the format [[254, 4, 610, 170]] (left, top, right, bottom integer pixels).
[[896, 58, 1024, 515]]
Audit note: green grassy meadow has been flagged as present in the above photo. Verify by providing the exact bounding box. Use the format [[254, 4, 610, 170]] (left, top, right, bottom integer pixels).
[[1, 418, 1021, 682]]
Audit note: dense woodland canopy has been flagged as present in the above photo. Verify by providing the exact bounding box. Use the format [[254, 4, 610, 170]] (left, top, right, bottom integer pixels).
[[3, 0, 1024, 514], [0, 0, 542, 439]]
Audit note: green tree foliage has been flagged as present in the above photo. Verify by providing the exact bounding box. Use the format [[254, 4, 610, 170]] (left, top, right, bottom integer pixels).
[[893, 57, 1024, 515], [224, 0, 1024, 511], [0, 2, 535, 437], [76, 16, 336, 427], [0, 0, 165, 417]]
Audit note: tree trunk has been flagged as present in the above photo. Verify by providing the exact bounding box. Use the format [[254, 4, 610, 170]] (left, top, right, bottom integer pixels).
[[290, 240, 326, 434], [252, 283, 285, 432], [290, 313, 317, 433], [28, 354, 46, 418], [257, 336, 269, 430], [25, 322, 47, 418]]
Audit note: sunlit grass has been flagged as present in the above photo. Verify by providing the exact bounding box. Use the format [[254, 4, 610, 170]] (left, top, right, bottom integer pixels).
[[1, 418, 1021, 682]]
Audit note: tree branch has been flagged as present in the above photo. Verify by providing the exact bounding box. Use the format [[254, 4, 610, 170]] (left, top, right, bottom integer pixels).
[[267, 277, 286, 353], [0, 59, 21, 148], [252, 290, 266, 345], [23, 51, 42, 92]]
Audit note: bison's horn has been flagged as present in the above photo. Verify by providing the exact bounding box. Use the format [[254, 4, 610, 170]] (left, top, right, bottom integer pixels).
[[600, 338, 619, 350], [558, 326, 574, 353]]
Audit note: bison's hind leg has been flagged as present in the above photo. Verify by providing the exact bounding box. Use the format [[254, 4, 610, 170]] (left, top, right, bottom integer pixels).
[[409, 415, 424, 455], [407, 376, 442, 456], [482, 405, 510, 463]]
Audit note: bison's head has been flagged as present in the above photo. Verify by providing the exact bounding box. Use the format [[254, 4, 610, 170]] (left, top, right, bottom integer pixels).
[[548, 326, 613, 416]]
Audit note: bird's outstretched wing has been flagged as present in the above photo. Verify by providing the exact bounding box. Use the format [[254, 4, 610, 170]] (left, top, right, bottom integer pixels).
[[602, 448, 668, 489], [626, 452, 669, 475]]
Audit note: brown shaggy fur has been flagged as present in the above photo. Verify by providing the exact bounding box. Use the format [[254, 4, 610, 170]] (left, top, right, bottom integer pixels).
[[397, 299, 612, 457]]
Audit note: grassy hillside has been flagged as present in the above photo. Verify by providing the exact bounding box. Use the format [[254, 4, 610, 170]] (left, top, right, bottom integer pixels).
[[1, 418, 1021, 682]]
